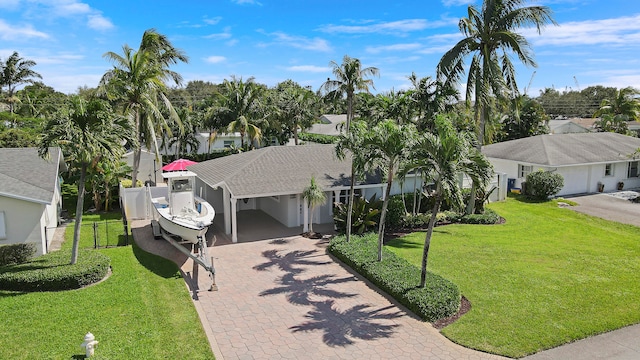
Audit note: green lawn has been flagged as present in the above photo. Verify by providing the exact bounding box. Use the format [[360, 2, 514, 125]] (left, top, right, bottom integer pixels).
[[387, 197, 640, 358], [0, 214, 214, 359]]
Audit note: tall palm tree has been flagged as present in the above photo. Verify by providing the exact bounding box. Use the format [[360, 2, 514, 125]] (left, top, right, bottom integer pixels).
[[99, 29, 187, 187], [0, 51, 42, 113], [402, 115, 492, 287], [271, 81, 317, 145], [593, 86, 640, 122], [218, 76, 265, 149], [321, 55, 379, 242], [437, 0, 554, 213], [302, 176, 327, 235], [406, 73, 458, 131], [359, 120, 415, 261], [39, 97, 135, 264]]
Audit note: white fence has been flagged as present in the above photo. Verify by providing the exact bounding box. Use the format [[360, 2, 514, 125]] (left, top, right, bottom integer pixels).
[[119, 184, 168, 221]]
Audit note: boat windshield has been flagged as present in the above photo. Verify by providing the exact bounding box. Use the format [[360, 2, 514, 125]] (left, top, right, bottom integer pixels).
[[172, 179, 192, 192]]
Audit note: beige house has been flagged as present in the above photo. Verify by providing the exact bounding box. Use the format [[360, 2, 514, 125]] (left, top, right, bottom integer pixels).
[[0, 147, 66, 255]]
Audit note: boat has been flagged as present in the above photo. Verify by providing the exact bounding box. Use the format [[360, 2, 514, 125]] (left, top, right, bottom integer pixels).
[[149, 171, 215, 244]]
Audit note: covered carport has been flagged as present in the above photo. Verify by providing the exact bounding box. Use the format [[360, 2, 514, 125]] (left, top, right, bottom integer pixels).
[[188, 145, 388, 243]]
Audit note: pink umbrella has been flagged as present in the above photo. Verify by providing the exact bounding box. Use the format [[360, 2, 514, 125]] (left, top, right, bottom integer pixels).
[[162, 158, 198, 172]]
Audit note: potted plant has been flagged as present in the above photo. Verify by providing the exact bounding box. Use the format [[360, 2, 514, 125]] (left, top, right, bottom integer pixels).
[[617, 181, 624, 191], [597, 182, 604, 192]]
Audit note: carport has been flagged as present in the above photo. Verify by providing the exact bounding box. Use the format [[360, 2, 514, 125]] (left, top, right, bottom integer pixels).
[[188, 145, 388, 243]]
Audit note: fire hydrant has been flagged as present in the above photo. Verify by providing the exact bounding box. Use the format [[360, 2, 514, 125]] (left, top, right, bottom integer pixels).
[[81, 332, 98, 358]]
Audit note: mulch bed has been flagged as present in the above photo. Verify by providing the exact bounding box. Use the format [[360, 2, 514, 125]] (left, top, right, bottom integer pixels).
[[433, 296, 471, 329]]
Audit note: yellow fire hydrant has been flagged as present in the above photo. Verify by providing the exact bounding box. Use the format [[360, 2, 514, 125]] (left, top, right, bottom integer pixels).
[[81, 332, 98, 358]]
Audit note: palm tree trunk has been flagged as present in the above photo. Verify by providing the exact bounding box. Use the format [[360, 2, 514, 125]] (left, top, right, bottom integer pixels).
[[377, 163, 394, 262], [420, 189, 442, 288], [346, 161, 355, 242], [70, 164, 87, 265], [309, 205, 314, 234]]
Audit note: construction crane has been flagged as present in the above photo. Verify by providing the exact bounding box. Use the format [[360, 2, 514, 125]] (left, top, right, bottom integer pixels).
[[573, 76, 581, 91], [524, 71, 536, 96]]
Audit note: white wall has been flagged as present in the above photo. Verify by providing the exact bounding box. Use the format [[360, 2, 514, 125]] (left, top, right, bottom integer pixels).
[[0, 196, 47, 255], [257, 196, 295, 227], [160, 133, 243, 155]]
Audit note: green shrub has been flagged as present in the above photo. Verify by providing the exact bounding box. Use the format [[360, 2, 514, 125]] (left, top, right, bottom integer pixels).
[[333, 195, 382, 234], [120, 179, 143, 188], [298, 132, 338, 144], [460, 208, 501, 224], [328, 233, 460, 321], [0, 249, 110, 291], [525, 170, 564, 201], [0, 243, 36, 266], [385, 195, 407, 229]]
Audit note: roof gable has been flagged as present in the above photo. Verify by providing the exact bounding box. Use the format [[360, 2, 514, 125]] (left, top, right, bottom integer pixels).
[[188, 144, 379, 198], [482, 133, 640, 166], [0, 147, 64, 204]]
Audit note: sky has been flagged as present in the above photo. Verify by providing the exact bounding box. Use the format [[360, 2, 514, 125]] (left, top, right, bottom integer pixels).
[[1, 0, 640, 98]]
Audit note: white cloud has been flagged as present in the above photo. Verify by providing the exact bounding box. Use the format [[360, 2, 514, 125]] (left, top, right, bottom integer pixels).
[[204, 56, 226, 64], [87, 14, 114, 31], [0, 19, 49, 40], [259, 31, 332, 52], [51, 1, 91, 16], [231, 0, 262, 5], [366, 43, 423, 54], [32, 53, 84, 64], [319, 18, 456, 35], [203, 16, 222, 25], [526, 14, 640, 47], [285, 65, 329, 73], [204, 26, 232, 40], [441, 0, 475, 6]]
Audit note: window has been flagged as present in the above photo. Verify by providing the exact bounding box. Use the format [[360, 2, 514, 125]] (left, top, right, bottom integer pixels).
[[629, 161, 639, 178], [338, 189, 362, 204], [270, 136, 278, 146], [172, 179, 192, 192], [223, 140, 234, 148], [604, 163, 614, 177], [0, 211, 6, 240], [518, 164, 533, 178]]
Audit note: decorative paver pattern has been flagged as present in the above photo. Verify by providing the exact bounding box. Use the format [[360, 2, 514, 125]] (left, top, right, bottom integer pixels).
[[188, 235, 504, 360]]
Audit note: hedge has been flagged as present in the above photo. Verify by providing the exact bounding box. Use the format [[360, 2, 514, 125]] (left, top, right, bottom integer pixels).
[[0, 243, 36, 266], [0, 249, 110, 291], [298, 132, 338, 144], [328, 233, 460, 322]]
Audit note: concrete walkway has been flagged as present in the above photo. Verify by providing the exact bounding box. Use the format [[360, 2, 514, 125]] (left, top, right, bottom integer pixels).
[[131, 220, 504, 360]]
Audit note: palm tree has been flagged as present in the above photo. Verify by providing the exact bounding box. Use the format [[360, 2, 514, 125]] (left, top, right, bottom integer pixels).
[[593, 86, 640, 122], [437, 0, 554, 213], [359, 120, 415, 261], [302, 176, 327, 235], [406, 73, 458, 131], [271, 81, 317, 145], [99, 29, 187, 187], [218, 76, 265, 149], [0, 51, 42, 113], [321, 55, 379, 242], [403, 115, 492, 287], [39, 97, 135, 264]]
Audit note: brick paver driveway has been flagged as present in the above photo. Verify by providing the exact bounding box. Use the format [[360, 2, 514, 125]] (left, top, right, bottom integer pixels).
[[183, 235, 505, 360]]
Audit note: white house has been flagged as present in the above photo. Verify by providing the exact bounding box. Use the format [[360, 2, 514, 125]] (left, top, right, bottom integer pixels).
[[0, 147, 67, 255], [123, 149, 163, 185], [306, 114, 346, 137], [483, 133, 640, 196], [187, 144, 421, 243]]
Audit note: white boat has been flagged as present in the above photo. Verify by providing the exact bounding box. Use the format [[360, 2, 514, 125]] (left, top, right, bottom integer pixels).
[[149, 171, 215, 244]]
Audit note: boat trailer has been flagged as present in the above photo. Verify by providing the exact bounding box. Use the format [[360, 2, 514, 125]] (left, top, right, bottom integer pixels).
[[152, 220, 218, 291]]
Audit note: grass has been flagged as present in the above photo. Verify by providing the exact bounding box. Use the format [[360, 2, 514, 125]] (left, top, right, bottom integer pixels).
[[387, 197, 640, 358], [0, 213, 214, 359]]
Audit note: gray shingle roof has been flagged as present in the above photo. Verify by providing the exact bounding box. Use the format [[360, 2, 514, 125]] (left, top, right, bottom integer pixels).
[[482, 133, 640, 166], [0, 147, 65, 204], [188, 144, 379, 198]]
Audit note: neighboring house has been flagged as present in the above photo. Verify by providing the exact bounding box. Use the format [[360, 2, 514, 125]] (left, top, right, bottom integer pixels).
[[547, 119, 591, 134], [123, 149, 163, 185], [306, 114, 347, 137], [188, 144, 421, 242], [0, 147, 67, 255], [483, 133, 640, 196], [159, 132, 247, 156]]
